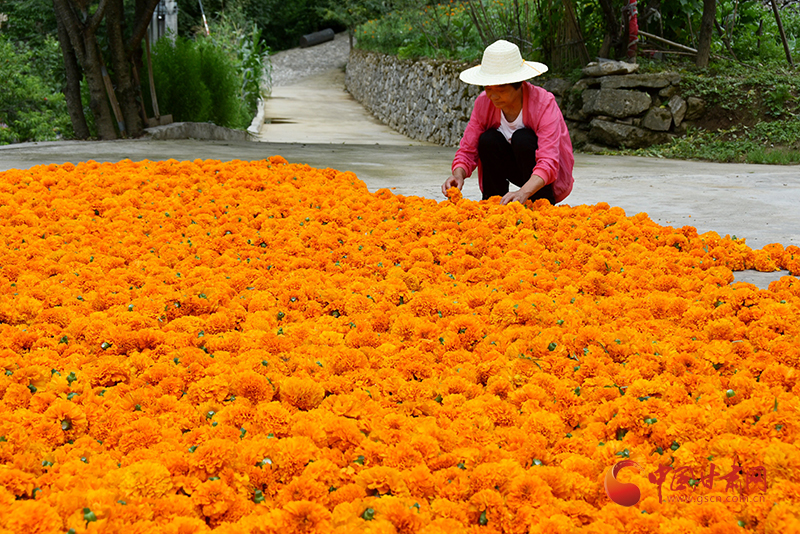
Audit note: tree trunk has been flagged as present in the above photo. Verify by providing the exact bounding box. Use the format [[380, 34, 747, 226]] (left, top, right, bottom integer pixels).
[[131, 0, 161, 51], [52, 0, 118, 139], [88, 61, 116, 139], [696, 0, 715, 67], [598, 34, 612, 59], [51, 0, 160, 140], [121, 0, 161, 136], [597, 0, 623, 59], [771, 0, 794, 68], [107, 0, 142, 137], [54, 9, 90, 139], [84, 34, 118, 139]]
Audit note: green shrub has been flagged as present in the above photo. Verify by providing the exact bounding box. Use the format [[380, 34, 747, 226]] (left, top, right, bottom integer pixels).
[[713, 0, 790, 63], [206, 10, 271, 118], [677, 64, 799, 125], [151, 35, 254, 128], [177, 0, 342, 52], [355, 0, 800, 69], [197, 38, 249, 128], [354, 0, 580, 65], [0, 0, 57, 45], [151, 37, 213, 124], [237, 27, 271, 115], [0, 35, 71, 144], [765, 83, 792, 118]]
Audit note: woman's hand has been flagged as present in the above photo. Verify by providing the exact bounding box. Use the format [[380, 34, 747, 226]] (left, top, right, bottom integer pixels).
[[500, 190, 531, 205], [501, 174, 545, 205], [442, 168, 466, 197]]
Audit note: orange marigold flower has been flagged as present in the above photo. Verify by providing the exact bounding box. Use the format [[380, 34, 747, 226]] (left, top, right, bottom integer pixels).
[[280, 376, 325, 411], [2, 382, 32, 409], [117, 416, 164, 454], [190, 437, 236, 478], [193, 478, 238, 518], [85, 356, 130, 387], [0, 466, 36, 498], [161, 516, 213, 534], [3, 500, 63, 534], [278, 500, 332, 534], [1, 157, 799, 532], [445, 186, 462, 202], [325, 346, 369, 375], [356, 466, 408, 497], [233, 370, 275, 403], [39, 398, 88, 444], [116, 460, 174, 499]]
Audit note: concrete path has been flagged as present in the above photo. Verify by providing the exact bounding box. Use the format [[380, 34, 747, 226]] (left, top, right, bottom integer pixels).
[[1, 34, 798, 288], [259, 69, 435, 145], [258, 32, 433, 146]]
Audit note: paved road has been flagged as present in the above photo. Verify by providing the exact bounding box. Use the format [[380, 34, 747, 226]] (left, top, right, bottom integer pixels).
[[258, 32, 433, 146], [1, 34, 798, 288]]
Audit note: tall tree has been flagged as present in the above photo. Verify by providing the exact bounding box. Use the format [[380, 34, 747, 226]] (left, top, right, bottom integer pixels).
[[597, 0, 626, 59], [696, 0, 715, 67], [52, 0, 160, 139], [54, 13, 90, 139]]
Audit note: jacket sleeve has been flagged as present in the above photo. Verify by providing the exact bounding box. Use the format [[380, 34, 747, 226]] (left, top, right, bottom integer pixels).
[[530, 90, 568, 186], [451, 94, 489, 177]]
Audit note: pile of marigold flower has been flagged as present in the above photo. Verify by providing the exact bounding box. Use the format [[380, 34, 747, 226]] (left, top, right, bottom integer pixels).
[[0, 157, 798, 534]]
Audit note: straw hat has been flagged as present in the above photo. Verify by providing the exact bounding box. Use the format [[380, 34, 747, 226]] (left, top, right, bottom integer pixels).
[[459, 40, 548, 86]]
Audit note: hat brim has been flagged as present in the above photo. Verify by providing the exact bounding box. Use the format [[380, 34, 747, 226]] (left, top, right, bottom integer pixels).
[[459, 61, 549, 86]]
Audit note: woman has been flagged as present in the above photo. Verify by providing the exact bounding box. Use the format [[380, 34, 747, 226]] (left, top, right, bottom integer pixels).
[[442, 40, 574, 205]]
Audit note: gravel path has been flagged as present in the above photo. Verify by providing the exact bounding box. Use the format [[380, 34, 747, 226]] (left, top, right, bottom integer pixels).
[[269, 32, 351, 87]]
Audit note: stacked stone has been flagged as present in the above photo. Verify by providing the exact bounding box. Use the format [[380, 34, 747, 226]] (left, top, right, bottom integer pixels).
[[560, 60, 705, 149]]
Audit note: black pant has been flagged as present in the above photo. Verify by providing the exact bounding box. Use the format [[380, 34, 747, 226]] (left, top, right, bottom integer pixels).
[[478, 128, 555, 203]]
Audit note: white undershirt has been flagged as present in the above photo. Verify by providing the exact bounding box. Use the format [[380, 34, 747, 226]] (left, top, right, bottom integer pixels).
[[498, 111, 525, 143]]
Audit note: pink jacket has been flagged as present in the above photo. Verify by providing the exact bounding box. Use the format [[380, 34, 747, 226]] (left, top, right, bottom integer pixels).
[[452, 81, 574, 203]]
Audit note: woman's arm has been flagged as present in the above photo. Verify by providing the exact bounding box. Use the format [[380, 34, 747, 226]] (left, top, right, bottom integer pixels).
[[451, 93, 491, 179], [443, 93, 491, 197], [528, 88, 568, 187]]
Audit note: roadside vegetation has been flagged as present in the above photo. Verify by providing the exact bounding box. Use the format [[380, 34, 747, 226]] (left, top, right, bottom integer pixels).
[[0, 34, 72, 144], [1, 0, 354, 143], [0, 0, 278, 143], [0, 1, 67, 144], [611, 61, 800, 163], [149, 10, 271, 129]]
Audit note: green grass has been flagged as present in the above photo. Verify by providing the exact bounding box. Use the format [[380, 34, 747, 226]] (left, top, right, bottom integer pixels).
[[600, 121, 800, 164]]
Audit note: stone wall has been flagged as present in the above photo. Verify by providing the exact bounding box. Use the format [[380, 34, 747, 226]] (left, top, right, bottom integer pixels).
[[345, 49, 706, 150], [345, 48, 480, 147]]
